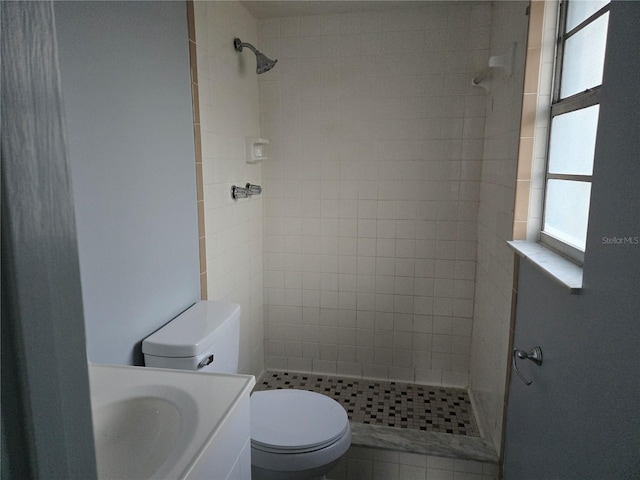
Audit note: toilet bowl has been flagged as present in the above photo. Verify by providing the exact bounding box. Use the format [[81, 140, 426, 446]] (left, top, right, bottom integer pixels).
[[142, 301, 351, 479], [250, 389, 351, 480]]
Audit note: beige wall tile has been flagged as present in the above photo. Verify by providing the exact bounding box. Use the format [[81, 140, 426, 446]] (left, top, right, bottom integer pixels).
[[193, 124, 201, 163], [200, 272, 208, 300], [519, 94, 537, 138], [197, 199, 205, 237], [186, 0, 195, 43], [523, 47, 541, 94], [198, 234, 206, 274], [516, 137, 533, 180], [512, 220, 527, 241], [195, 161, 203, 202], [527, 1, 545, 49], [514, 181, 531, 222]]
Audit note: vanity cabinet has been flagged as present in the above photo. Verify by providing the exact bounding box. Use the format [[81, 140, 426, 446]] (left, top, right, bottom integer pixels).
[[186, 387, 252, 480]]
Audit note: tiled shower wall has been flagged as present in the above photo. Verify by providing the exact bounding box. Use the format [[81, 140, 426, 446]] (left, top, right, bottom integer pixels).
[[259, 3, 493, 387], [193, 1, 265, 377], [470, 2, 528, 451]]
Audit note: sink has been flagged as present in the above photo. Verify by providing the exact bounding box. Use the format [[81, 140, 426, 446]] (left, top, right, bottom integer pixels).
[[94, 397, 179, 476], [90, 378, 198, 479], [93, 392, 188, 479], [88, 364, 255, 479]]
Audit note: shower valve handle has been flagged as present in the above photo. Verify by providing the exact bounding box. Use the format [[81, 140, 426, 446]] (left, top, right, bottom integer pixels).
[[231, 185, 249, 199], [246, 183, 262, 195]]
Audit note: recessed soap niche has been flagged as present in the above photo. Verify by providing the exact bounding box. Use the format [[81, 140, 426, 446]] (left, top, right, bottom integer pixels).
[[246, 137, 269, 163]]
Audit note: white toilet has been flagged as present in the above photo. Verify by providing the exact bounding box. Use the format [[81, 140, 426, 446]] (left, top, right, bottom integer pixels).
[[142, 301, 351, 480]]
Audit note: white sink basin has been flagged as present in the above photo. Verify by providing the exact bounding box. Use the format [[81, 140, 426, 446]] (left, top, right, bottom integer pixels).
[[93, 391, 190, 478], [88, 364, 254, 479]]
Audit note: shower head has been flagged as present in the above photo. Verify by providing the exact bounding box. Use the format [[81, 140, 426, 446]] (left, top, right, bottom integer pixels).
[[234, 37, 278, 74]]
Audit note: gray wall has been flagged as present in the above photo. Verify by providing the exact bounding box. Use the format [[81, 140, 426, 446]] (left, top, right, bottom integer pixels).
[[504, 1, 640, 477], [55, 1, 200, 365]]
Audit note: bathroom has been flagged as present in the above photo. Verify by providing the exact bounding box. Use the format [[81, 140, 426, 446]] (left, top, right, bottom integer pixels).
[[2, 1, 638, 479]]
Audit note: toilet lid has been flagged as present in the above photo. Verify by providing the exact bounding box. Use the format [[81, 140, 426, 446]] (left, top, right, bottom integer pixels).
[[251, 389, 349, 451]]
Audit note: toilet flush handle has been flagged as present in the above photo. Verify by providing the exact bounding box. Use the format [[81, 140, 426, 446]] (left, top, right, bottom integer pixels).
[[198, 354, 214, 369]]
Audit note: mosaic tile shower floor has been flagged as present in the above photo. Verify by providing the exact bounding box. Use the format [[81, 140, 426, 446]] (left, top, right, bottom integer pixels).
[[254, 371, 480, 437]]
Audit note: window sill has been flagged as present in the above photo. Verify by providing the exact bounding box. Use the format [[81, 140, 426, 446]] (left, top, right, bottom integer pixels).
[[507, 240, 583, 294]]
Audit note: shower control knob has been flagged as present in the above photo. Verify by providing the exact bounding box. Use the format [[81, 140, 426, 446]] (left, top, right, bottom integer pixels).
[[246, 183, 262, 195]]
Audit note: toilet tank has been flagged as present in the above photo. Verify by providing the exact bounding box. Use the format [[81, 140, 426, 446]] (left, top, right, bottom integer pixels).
[[142, 301, 240, 374]]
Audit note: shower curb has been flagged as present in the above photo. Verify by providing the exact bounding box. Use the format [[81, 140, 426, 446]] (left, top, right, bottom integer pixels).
[[350, 422, 499, 464]]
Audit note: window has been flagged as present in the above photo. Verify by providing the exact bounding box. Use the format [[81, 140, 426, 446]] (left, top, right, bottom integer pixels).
[[541, 0, 610, 263]]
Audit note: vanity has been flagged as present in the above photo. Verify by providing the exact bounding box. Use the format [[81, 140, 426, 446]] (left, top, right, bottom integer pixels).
[[88, 364, 255, 479]]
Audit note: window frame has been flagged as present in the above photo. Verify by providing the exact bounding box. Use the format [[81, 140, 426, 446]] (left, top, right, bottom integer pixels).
[[541, 0, 611, 264]]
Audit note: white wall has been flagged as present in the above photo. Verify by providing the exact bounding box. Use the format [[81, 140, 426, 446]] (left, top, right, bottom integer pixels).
[[259, 2, 493, 386], [470, 2, 528, 451], [55, 1, 200, 366], [193, 1, 265, 377]]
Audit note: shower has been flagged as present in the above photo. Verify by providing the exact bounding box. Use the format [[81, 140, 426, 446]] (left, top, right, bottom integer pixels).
[[233, 38, 277, 74]]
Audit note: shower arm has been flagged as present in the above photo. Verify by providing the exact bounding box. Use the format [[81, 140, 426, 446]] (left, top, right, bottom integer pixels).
[[234, 38, 259, 55]]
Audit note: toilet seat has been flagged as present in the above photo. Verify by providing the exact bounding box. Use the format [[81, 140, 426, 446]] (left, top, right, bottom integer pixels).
[[251, 389, 349, 453]]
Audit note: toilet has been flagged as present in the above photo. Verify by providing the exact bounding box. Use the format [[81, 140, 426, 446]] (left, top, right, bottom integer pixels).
[[142, 301, 351, 480]]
